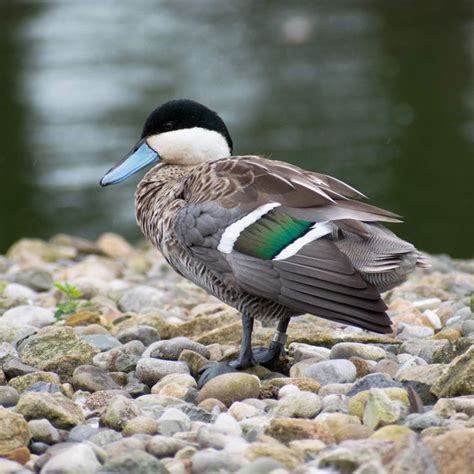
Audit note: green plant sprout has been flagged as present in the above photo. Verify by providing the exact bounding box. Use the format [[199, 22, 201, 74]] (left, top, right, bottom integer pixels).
[[54, 282, 83, 319]]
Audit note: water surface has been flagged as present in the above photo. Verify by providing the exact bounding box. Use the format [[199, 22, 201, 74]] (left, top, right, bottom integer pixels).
[[0, 0, 473, 257]]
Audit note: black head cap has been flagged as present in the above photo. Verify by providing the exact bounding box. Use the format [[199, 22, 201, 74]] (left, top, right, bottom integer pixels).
[[141, 99, 233, 154]]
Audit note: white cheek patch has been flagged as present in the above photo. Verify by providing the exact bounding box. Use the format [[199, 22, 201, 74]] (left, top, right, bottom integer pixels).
[[218, 203, 281, 254], [147, 127, 231, 165], [273, 221, 332, 260]]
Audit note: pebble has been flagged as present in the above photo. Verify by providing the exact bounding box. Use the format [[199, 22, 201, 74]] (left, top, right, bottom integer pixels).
[[330, 342, 386, 361], [116, 325, 161, 346], [118, 285, 166, 313], [197, 373, 261, 407], [40, 443, 101, 473], [295, 359, 357, 385], [27, 419, 59, 444], [275, 386, 322, 418], [136, 357, 190, 386], [143, 336, 210, 359], [147, 435, 188, 458], [101, 395, 141, 431], [16, 392, 84, 429], [157, 407, 191, 436], [0, 237, 472, 473], [347, 373, 402, 397], [0, 305, 55, 328], [102, 449, 169, 473], [0, 407, 31, 456], [0, 386, 20, 407], [0, 341, 18, 364], [72, 364, 120, 392]]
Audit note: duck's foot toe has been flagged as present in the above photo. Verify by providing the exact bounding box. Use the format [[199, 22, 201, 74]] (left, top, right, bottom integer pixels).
[[252, 341, 286, 364], [197, 362, 238, 388]]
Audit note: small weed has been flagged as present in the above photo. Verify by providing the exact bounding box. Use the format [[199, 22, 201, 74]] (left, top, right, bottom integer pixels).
[[54, 282, 83, 319]]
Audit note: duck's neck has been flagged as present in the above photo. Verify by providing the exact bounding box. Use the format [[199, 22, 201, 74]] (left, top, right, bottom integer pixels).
[[135, 163, 190, 247]]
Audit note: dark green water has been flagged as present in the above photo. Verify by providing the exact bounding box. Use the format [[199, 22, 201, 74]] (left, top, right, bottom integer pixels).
[[0, 0, 473, 257]]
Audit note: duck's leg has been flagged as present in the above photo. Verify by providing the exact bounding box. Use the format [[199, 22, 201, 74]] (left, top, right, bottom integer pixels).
[[229, 313, 255, 369], [197, 313, 255, 388], [197, 316, 289, 388], [251, 318, 289, 364]]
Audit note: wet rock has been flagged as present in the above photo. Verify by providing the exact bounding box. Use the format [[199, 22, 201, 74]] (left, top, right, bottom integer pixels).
[[143, 336, 210, 360], [1, 305, 54, 328], [101, 450, 168, 474], [0, 408, 31, 455], [347, 373, 402, 397], [119, 286, 165, 313], [265, 418, 334, 444], [40, 443, 101, 474], [72, 365, 120, 392], [16, 392, 84, 429], [294, 359, 357, 385], [136, 357, 190, 386], [101, 395, 141, 431], [197, 373, 260, 407], [330, 342, 386, 361], [116, 325, 160, 347], [20, 326, 98, 381], [0, 386, 20, 407], [27, 419, 59, 445], [431, 345, 474, 397]]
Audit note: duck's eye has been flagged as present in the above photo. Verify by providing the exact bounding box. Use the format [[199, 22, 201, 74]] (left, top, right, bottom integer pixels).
[[162, 121, 175, 131]]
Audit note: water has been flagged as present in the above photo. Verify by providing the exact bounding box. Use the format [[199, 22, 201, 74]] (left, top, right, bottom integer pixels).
[[0, 0, 473, 257]]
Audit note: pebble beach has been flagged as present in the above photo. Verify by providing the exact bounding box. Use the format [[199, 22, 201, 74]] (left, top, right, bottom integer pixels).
[[0, 233, 473, 473]]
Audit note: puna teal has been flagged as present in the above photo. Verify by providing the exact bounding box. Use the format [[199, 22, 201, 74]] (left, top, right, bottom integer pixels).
[[100, 99, 428, 384]]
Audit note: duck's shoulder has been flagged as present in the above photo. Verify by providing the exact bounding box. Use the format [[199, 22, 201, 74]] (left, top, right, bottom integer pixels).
[[182, 155, 365, 207]]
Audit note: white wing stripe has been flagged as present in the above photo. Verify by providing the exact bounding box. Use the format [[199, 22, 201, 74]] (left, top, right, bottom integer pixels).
[[217, 202, 281, 254], [273, 221, 332, 260]]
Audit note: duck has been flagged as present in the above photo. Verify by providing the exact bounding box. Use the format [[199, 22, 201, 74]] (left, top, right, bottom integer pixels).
[[100, 99, 428, 385]]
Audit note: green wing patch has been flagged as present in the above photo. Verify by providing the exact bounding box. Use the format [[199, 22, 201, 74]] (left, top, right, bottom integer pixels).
[[234, 209, 312, 259]]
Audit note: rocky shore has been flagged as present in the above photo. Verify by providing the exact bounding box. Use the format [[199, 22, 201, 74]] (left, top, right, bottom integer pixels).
[[0, 233, 473, 473]]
